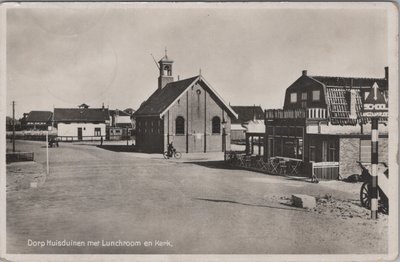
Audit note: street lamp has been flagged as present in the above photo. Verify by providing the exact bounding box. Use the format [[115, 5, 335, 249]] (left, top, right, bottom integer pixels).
[[222, 120, 227, 161]]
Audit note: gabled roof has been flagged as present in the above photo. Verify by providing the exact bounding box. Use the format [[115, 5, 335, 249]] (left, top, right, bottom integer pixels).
[[134, 75, 238, 119], [310, 76, 387, 90], [230, 106, 264, 124], [54, 108, 109, 122], [26, 111, 53, 122], [109, 109, 131, 117]]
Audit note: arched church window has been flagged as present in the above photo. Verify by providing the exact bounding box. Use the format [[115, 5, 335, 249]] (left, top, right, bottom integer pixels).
[[212, 117, 221, 134], [176, 116, 185, 135]]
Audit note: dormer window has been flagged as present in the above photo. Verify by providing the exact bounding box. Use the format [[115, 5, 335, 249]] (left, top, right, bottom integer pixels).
[[312, 90, 320, 101], [290, 93, 297, 103]]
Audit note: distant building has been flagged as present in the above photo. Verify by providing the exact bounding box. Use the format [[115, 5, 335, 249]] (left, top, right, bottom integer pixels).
[[264, 67, 389, 179], [21, 111, 53, 130], [123, 108, 135, 115], [108, 109, 133, 140], [54, 104, 109, 141], [230, 106, 264, 141], [133, 53, 237, 153]]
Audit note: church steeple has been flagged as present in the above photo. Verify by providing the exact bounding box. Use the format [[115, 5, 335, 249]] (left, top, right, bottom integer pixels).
[[158, 48, 174, 89]]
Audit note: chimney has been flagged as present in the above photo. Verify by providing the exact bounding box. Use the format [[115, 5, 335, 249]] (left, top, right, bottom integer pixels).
[[102, 103, 104, 110], [302, 70, 307, 76], [384, 66, 389, 80]]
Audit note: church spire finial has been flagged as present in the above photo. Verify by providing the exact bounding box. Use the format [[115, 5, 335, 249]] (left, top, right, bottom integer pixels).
[[165, 47, 168, 57], [199, 68, 202, 76]]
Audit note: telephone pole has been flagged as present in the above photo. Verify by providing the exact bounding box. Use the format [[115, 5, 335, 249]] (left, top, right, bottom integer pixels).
[[12, 101, 15, 152]]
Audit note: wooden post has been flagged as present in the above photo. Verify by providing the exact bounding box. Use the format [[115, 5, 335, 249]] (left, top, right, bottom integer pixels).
[[245, 133, 250, 155], [204, 88, 207, 153], [370, 117, 379, 219], [251, 135, 254, 155], [186, 92, 189, 153], [12, 101, 15, 152], [46, 131, 49, 175]]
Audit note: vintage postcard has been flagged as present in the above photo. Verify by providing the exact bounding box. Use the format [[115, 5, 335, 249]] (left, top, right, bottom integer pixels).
[[0, 2, 398, 262]]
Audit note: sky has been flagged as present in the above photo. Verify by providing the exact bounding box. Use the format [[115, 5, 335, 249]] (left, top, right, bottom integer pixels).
[[5, 3, 389, 118]]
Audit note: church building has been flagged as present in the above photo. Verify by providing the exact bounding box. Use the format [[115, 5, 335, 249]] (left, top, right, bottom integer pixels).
[[133, 52, 237, 153]]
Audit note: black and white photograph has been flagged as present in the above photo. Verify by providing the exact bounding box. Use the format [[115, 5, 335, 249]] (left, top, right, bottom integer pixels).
[[0, 2, 398, 261]]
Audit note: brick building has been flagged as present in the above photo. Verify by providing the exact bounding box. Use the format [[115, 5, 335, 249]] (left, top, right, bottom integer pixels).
[[264, 68, 388, 179], [133, 53, 237, 153]]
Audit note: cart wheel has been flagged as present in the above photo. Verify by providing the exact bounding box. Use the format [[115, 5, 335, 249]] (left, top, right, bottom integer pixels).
[[378, 191, 389, 215], [163, 151, 169, 159], [360, 182, 371, 209], [175, 152, 182, 159]]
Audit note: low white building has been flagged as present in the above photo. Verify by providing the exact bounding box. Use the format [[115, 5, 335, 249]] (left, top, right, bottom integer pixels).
[[54, 105, 110, 141]]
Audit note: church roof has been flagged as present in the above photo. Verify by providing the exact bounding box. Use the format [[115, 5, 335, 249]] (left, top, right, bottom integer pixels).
[[134, 75, 238, 119]]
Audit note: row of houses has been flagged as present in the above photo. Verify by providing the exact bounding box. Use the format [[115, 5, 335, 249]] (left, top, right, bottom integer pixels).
[[15, 52, 389, 179], [19, 104, 135, 141], [132, 53, 388, 179]]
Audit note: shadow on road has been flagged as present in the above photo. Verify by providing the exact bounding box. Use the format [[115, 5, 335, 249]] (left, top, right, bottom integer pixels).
[[96, 145, 135, 152], [183, 161, 234, 170], [283, 176, 314, 183], [194, 197, 306, 212]]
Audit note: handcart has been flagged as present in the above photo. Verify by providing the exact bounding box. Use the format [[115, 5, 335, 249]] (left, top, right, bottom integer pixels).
[[357, 161, 389, 214]]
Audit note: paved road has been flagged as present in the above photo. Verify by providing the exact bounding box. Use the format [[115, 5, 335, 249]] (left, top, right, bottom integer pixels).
[[6, 141, 387, 254]]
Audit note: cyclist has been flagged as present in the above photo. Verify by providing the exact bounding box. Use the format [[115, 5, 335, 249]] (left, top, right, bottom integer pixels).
[[167, 142, 175, 157]]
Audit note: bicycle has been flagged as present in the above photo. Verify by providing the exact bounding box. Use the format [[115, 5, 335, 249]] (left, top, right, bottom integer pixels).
[[163, 149, 182, 159]]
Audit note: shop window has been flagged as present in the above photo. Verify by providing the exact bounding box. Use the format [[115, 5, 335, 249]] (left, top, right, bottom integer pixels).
[[283, 138, 296, 158], [309, 139, 316, 162], [176, 116, 185, 135], [297, 139, 303, 160], [290, 92, 297, 103], [212, 116, 221, 134], [328, 140, 337, 162]]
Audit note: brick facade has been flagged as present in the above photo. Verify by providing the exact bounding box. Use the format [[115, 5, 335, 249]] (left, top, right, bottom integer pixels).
[[339, 138, 360, 178], [339, 137, 388, 178], [163, 81, 231, 153]]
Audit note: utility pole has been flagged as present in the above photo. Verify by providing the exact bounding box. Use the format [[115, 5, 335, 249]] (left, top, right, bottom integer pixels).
[[46, 131, 49, 175], [12, 101, 15, 152]]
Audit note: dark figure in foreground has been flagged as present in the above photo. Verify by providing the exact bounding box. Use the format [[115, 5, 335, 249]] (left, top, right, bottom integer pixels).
[[48, 137, 59, 148], [167, 142, 175, 157]]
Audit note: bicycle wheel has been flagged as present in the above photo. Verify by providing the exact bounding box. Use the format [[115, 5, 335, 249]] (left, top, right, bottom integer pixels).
[[174, 152, 182, 159], [163, 151, 170, 159]]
